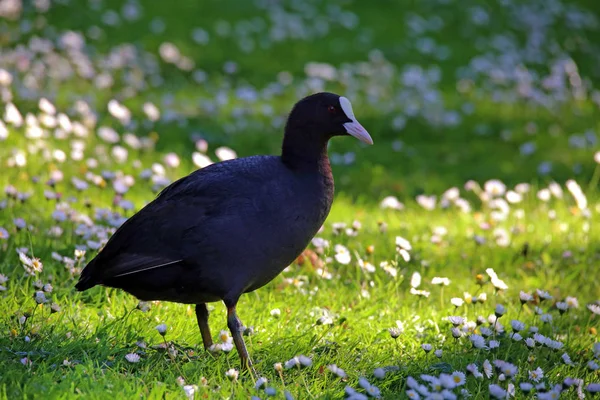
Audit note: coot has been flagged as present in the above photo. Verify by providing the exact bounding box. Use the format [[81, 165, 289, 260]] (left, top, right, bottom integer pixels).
[[76, 92, 372, 369]]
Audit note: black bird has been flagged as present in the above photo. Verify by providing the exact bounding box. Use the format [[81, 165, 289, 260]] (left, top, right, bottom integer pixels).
[[76, 92, 373, 369]]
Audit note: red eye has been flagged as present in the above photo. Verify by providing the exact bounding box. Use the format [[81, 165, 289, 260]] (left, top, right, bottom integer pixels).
[[328, 105, 336, 114]]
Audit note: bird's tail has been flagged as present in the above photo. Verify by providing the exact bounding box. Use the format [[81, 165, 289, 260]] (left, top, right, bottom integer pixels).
[[75, 258, 99, 291]]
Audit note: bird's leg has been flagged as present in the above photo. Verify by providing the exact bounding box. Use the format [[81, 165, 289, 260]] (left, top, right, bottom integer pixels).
[[226, 304, 255, 373], [195, 304, 213, 350]]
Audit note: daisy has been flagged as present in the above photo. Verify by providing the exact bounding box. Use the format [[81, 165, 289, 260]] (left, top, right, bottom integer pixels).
[[416, 195, 436, 210], [480, 327, 493, 337], [395, 236, 412, 251], [431, 277, 450, 286], [587, 304, 600, 315], [20, 253, 43, 275], [561, 353, 573, 365], [221, 342, 234, 352], [380, 196, 404, 210], [533, 333, 547, 345], [389, 327, 402, 339], [565, 296, 579, 308], [536, 289, 553, 301], [358, 377, 372, 390], [466, 364, 483, 379], [484, 180, 506, 197], [472, 293, 487, 304], [451, 297, 464, 307], [447, 316, 464, 327], [334, 244, 351, 265], [483, 359, 493, 378], [125, 353, 140, 363], [439, 373, 456, 390], [284, 357, 299, 369], [410, 288, 431, 297], [422, 376, 442, 392], [407, 376, 419, 389], [410, 272, 422, 288], [373, 368, 386, 380], [380, 261, 398, 278], [365, 384, 380, 398], [225, 368, 239, 381], [540, 313, 553, 323], [488, 384, 506, 399], [546, 339, 564, 350], [450, 371, 466, 386], [586, 383, 600, 393], [219, 330, 233, 344], [182, 385, 197, 400], [255, 377, 268, 390], [494, 304, 506, 317], [486, 268, 508, 290], [327, 364, 347, 379], [155, 323, 167, 336], [519, 291, 533, 304], [298, 355, 312, 367], [510, 320, 525, 332], [529, 367, 544, 382], [495, 360, 517, 377], [520, 382, 533, 392], [270, 308, 281, 317], [34, 291, 47, 304], [537, 388, 561, 400]]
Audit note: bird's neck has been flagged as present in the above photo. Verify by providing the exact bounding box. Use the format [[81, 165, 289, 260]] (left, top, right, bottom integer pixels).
[[281, 129, 331, 174]]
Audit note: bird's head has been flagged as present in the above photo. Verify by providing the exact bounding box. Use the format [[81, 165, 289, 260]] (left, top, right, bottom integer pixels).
[[285, 92, 373, 145]]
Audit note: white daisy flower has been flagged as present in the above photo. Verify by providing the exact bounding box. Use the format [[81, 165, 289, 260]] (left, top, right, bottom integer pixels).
[[451, 371, 466, 386], [225, 368, 239, 381], [451, 297, 464, 307], [155, 323, 167, 336], [483, 359, 493, 378], [529, 367, 544, 382], [561, 353, 573, 365], [565, 296, 579, 308], [125, 353, 140, 363], [488, 384, 506, 399], [431, 277, 450, 286], [466, 363, 483, 379], [494, 304, 506, 317], [510, 320, 525, 332]]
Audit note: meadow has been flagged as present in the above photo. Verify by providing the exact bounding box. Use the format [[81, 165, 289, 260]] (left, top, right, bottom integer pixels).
[[1, 0, 600, 398]]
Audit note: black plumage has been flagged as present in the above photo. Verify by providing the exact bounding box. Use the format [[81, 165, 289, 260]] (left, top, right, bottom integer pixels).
[[76, 92, 372, 369]]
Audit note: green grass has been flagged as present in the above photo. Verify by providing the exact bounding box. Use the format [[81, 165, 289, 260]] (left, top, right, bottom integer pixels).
[[1, 0, 600, 398]]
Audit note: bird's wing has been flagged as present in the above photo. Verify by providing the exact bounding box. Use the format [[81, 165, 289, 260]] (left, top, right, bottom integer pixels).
[[77, 156, 278, 286], [104, 255, 183, 278], [82, 194, 211, 283]]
